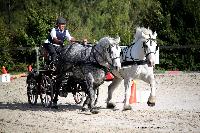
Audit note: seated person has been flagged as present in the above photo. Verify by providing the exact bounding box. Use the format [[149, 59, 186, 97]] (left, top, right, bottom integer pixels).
[[81, 38, 92, 47], [43, 17, 75, 70]]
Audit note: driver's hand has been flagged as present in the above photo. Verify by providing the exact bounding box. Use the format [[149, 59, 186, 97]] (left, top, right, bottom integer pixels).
[[70, 37, 76, 44], [59, 40, 63, 45]]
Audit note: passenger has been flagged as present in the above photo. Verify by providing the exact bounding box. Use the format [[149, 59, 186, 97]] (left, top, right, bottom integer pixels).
[[81, 38, 92, 47], [82, 38, 88, 45]]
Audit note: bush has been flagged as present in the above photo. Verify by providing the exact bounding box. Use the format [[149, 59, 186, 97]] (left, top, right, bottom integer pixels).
[[7, 63, 28, 73]]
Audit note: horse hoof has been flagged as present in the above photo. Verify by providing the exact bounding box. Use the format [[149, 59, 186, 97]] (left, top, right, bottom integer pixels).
[[107, 103, 116, 109], [147, 101, 155, 107], [51, 102, 58, 109], [51, 105, 58, 109], [91, 109, 99, 114], [123, 105, 132, 111], [147, 96, 156, 107], [82, 107, 88, 112]]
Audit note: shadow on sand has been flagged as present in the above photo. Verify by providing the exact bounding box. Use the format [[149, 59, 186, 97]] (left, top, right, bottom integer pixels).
[[0, 102, 83, 112], [0, 102, 108, 114]]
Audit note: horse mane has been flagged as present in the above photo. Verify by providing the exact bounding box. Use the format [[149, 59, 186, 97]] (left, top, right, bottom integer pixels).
[[98, 36, 120, 47], [98, 37, 110, 47], [133, 27, 153, 43]]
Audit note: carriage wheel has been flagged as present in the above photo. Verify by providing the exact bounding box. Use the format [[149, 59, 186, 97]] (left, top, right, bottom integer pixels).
[[40, 75, 54, 107], [27, 77, 38, 105], [73, 91, 86, 104], [72, 83, 86, 104], [73, 83, 99, 105]]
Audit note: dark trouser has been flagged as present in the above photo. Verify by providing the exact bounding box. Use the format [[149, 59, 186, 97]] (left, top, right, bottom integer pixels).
[[43, 43, 62, 62], [43, 43, 63, 106]]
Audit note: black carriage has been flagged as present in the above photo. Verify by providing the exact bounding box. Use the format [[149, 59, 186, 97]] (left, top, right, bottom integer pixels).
[[26, 45, 99, 108], [26, 69, 54, 107]]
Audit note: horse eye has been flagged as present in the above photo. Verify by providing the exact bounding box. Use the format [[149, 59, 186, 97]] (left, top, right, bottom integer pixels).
[[143, 42, 147, 48], [107, 48, 111, 52], [156, 46, 158, 51], [116, 46, 118, 50]]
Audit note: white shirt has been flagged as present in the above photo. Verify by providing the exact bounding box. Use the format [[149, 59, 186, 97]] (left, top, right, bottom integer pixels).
[[50, 28, 72, 41]]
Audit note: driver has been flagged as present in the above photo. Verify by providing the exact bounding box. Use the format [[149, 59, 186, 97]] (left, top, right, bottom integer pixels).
[[44, 17, 75, 70]]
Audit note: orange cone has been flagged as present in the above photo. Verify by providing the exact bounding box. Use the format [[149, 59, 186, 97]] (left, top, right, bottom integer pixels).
[[28, 65, 32, 72], [129, 80, 137, 104], [2, 66, 7, 74]]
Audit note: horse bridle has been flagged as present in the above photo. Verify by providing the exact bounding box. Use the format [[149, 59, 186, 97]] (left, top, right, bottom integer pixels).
[[107, 45, 121, 62], [92, 44, 120, 69], [143, 34, 158, 57], [123, 34, 158, 63]]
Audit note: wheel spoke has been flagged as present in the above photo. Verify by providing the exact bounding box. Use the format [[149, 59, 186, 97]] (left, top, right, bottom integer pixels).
[[27, 77, 38, 105], [40, 75, 53, 107]]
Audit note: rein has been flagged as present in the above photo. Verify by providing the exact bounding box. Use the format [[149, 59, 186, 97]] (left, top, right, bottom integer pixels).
[[90, 46, 103, 67], [90, 44, 119, 70]]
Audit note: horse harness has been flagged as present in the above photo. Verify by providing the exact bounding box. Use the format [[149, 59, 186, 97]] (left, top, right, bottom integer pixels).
[[122, 34, 158, 67], [143, 34, 158, 57], [90, 44, 120, 71]]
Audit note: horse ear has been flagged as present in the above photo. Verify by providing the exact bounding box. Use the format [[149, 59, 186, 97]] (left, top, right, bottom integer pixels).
[[115, 36, 120, 44], [141, 32, 146, 39], [153, 31, 157, 37]]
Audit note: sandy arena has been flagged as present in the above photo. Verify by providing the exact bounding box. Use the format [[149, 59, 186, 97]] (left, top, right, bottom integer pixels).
[[0, 72, 200, 133]]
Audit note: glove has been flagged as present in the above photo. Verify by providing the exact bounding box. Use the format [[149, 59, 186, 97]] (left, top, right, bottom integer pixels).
[[58, 41, 64, 48], [59, 40, 64, 46]]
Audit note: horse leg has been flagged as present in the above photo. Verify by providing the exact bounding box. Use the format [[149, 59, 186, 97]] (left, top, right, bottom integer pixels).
[[90, 88, 99, 114], [141, 71, 156, 107], [86, 87, 99, 114], [52, 77, 61, 109], [147, 74, 156, 106], [85, 73, 99, 114], [94, 87, 99, 106], [123, 78, 132, 110], [82, 86, 99, 111], [82, 95, 90, 111], [107, 78, 122, 109], [52, 88, 59, 109]]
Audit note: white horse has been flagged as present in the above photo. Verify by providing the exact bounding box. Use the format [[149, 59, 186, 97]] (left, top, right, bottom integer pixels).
[[107, 27, 158, 110]]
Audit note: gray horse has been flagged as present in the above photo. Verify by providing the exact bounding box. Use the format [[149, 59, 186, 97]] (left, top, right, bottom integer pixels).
[[54, 36, 121, 114]]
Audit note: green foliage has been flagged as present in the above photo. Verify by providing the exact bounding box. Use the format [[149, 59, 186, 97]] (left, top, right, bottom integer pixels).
[[7, 62, 28, 73], [0, 0, 200, 71], [170, 0, 200, 45], [0, 17, 14, 67]]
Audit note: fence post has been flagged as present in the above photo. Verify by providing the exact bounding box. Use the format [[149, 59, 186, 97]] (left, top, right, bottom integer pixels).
[[35, 47, 39, 73]]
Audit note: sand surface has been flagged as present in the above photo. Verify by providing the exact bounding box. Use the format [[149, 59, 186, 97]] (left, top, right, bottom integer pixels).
[[0, 72, 200, 133]]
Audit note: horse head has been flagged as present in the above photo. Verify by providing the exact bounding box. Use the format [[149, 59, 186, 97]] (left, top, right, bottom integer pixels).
[[140, 27, 158, 67], [94, 36, 121, 71], [121, 27, 158, 67]]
